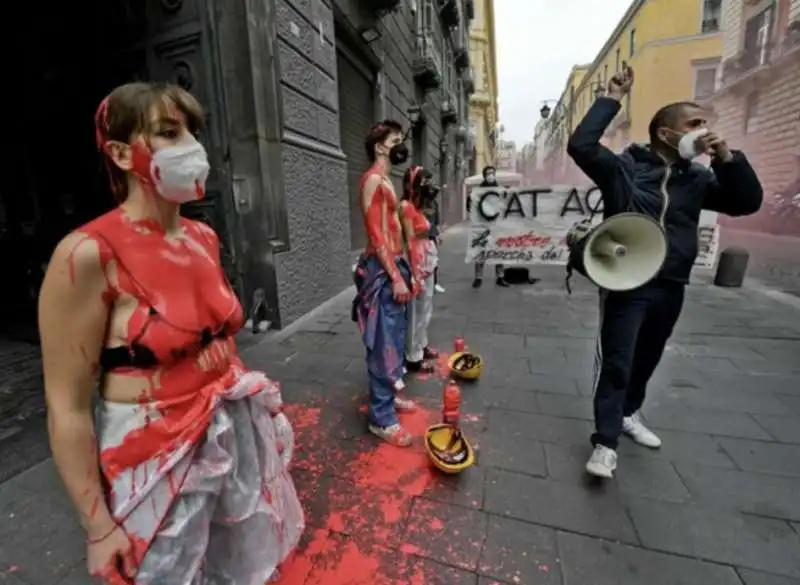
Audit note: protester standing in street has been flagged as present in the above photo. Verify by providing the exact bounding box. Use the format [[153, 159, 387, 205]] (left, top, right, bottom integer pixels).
[[470, 165, 509, 288], [38, 82, 303, 583], [400, 165, 440, 374], [567, 65, 763, 479], [352, 120, 417, 447]]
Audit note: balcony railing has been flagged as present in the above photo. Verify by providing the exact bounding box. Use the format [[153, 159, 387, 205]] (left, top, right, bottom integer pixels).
[[439, 0, 460, 29], [702, 17, 720, 33], [720, 41, 773, 86], [783, 19, 800, 54], [369, 0, 402, 15], [464, 0, 475, 20], [413, 29, 443, 89]]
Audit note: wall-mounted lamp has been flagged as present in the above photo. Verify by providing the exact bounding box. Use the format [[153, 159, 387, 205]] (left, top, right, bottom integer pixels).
[[407, 104, 423, 126], [360, 27, 381, 44], [455, 124, 468, 143], [540, 104, 551, 119]]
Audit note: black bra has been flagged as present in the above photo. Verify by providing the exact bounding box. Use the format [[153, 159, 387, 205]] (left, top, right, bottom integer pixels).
[[99, 306, 232, 372]]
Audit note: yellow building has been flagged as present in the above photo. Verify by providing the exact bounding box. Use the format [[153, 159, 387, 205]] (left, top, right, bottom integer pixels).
[[540, 64, 590, 180], [467, 0, 499, 175], [546, 0, 724, 178]]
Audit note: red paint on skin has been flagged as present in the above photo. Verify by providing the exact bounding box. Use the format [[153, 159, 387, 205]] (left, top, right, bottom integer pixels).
[[65, 205, 256, 576], [362, 165, 404, 285]]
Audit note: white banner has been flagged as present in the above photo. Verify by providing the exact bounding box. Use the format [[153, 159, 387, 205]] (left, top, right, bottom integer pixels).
[[695, 210, 720, 269], [466, 185, 720, 269]]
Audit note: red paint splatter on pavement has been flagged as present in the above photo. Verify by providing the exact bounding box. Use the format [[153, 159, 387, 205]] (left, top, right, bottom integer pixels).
[[277, 394, 486, 584]]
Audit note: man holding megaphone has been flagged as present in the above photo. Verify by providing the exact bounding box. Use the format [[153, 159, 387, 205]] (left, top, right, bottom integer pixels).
[[567, 64, 763, 479]]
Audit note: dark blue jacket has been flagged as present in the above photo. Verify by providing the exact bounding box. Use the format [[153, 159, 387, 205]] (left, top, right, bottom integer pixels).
[[567, 97, 763, 283]]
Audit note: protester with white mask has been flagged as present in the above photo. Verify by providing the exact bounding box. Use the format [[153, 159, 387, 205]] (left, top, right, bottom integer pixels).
[[38, 82, 303, 584], [567, 65, 763, 480]]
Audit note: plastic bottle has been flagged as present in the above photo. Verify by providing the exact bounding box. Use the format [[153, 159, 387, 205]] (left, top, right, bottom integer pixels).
[[442, 380, 462, 427]]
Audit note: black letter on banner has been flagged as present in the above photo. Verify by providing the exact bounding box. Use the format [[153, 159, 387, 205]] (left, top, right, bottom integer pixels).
[[477, 190, 501, 221], [516, 188, 550, 218], [560, 188, 586, 217], [503, 190, 525, 219], [584, 186, 604, 219]]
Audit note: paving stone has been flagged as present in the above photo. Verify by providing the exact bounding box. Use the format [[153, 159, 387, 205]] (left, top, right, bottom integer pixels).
[[535, 392, 593, 420], [615, 428, 737, 468], [557, 531, 742, 585], [302, 532, 400, 585], [486, 409, 592, 446], [673, 341, 766, 361], [477, 516, 561, 585], [401, 499, 488, 572], [717, 438, 800, 477], [475, 385, 538, 413], [0, 571, 29, 584], [545, 443, 690, 503], [626, 498, 800, 577], [527, 373, 582, 396], [476, 433, 547, 477], [484, 469, 638, 544], [640, 405, 772, 440], [398, 556, 479, 585], [527, 354, 573, 376], [752, 414, 800, 444], [702, 373, 800, 396], [420, 464, 487, 510], [674, 462, 800, 521], [737, 569, 800, 585], [780, 395, 800, 415], [646, 385, 790, 416]]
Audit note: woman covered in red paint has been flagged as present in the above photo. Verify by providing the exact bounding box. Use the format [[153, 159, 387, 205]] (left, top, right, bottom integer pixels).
[[38, 82, 304, 584], [399, 165, 440, 374]]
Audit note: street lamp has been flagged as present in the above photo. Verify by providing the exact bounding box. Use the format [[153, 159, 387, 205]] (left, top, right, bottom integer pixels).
[[406, 104, 423, 126], [539, 99, 559, 120]]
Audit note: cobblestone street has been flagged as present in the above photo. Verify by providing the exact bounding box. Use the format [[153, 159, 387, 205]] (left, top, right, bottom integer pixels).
[[1, 226, 800, 584]]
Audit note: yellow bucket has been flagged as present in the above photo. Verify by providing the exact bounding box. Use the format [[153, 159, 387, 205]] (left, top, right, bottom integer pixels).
[[424, 423, 476, 474], [448, 352, 483, 380]]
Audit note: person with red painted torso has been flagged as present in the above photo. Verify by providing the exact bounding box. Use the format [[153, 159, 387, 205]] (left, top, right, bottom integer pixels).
[[352, 120, 418, 447], [38, 82, 303, 584], [399, 165, 440, 374]]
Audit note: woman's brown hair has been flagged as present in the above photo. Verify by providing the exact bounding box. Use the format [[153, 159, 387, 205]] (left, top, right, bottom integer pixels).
[[94, 82, 205, 201]]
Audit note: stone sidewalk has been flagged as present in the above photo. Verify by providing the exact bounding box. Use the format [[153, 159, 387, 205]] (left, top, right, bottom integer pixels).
[[2, 226, 800, 584]]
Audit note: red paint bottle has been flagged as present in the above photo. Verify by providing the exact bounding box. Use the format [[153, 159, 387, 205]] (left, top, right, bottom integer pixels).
[[442, 380, 462, 427], [454, 336, 465, 353]]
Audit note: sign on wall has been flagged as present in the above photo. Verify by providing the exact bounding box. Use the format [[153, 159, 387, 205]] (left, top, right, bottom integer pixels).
[[466, 186, 720, 269]]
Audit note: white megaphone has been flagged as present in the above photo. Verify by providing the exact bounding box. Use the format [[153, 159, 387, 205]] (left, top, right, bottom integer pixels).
[[565, 212, 668, 292]]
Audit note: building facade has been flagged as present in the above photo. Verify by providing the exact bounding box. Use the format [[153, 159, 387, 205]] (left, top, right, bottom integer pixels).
[[710, 0, 800, 235], [467, 0, 500, 176], [540, 64, 590, 182], [0, 0, 472, 340], [542, 0, 724, 182]]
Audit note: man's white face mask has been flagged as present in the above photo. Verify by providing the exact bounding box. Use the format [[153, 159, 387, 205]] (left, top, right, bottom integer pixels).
[[676, 128, 710, 160]]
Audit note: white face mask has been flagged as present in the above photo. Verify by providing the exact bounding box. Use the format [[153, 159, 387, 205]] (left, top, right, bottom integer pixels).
[[676, 128, 709, 160], [150, 137, 210, 203]]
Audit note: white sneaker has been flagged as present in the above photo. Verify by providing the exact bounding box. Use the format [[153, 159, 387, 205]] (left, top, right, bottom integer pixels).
[[623, 412, 662, 448], [585, 445, 618, 478], [435, 284, 446, 293]]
